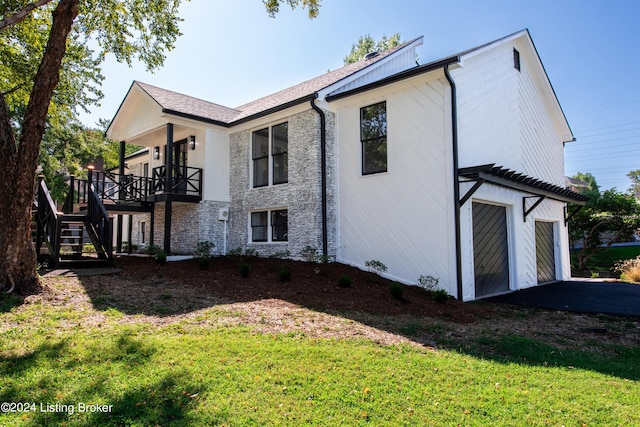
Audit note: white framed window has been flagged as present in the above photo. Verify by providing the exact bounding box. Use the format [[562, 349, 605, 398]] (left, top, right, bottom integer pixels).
[[360, 101, 387, 175], [250, 208, 288, 242], [252, 122, 288, 188]]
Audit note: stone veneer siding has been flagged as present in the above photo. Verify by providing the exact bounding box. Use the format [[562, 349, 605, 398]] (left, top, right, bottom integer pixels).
[[127, 200, 230, 256], [228, 108, 337, 258]]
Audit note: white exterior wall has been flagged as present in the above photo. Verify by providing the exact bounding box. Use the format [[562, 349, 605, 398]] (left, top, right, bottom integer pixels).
[[454, 36, 567, 186], [459, 186, 569, 301], [454, 34, 572, 300], [334, 72, 458, 295]]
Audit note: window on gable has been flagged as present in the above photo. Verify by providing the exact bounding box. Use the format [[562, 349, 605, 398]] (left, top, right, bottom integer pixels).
[[513, 48, 521, 71], [252, 122, 288, 187], [360, 101, 387, 175], [250, 209, 288, 243]]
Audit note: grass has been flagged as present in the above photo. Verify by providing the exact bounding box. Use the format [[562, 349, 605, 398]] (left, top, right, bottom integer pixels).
[[1, 285, 639, 426], [572, 245, 640, 273]]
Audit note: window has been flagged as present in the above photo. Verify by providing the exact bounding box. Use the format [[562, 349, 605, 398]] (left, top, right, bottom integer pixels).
[[252, 122, 288, 187], [141, 222, 146, 244], [250, 209, 288, 242], [271, 209, 288, 241], [513, 48, 521, 71], [360, 102, 387, 175]]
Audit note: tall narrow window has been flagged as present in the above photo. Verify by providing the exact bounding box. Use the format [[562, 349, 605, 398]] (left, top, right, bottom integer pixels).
[[252, 122, 288, 187], [251, 211, 268, 242], [252, 128, 269, 187], [271, 209, 288, 241], [141, 222, 146, 244], [272, 123, 289, 185], [513, 48, 521, 71], [361, 101, 387, 175]]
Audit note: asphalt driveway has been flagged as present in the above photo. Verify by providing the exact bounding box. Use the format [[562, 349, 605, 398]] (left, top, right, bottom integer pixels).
[[487, 280, 640, 317]]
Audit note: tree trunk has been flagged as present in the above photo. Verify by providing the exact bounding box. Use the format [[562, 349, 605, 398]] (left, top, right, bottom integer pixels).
[[0, 0, 79, 294]]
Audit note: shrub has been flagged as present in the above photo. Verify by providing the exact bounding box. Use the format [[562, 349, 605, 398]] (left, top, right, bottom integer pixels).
[[417, 275, 439, 291], [365, 260, 387, 275], [270, 250, 291, 259], [615, 256, 640, 283], [389, 282, 404, 300], [239, 263, 251, 278], [227, 247, 243, 256], [278, 267, 291, 282], [198, 257, 210, 270], [155, 251, 167, 265], [145, 244, 161, 255], [300, 245, 319, 263], [338, 275, 353, 288], [243, 248, 259, 257], [194, 241, 215, 258], [432, 289, 449, 304]]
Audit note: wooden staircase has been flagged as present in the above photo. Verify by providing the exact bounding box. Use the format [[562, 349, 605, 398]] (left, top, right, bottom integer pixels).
[[33, 176, 113, 269]]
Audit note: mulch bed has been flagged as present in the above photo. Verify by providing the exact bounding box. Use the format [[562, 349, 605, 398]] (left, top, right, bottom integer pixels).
[[113, 255, 489, 323]]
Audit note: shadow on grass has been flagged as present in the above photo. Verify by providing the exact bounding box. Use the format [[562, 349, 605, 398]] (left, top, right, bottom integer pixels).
[[73, 256, 640, 382], [0, 293, 23, 313], [0, 332, 205, 426]]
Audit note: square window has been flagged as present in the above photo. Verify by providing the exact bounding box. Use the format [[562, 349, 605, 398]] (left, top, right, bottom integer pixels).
[[360, 102, 387, 175]]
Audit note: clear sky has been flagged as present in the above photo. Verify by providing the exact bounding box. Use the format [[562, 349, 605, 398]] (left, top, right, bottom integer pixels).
[[80, 0, 640, 192]]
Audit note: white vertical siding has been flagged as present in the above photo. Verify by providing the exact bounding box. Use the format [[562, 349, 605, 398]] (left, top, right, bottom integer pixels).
[[334, 74, 457, 294]]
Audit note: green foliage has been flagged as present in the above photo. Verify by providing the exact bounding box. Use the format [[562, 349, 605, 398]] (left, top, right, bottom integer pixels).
[[568, 173, 640, 270], [338, 275, 353, 288], [432, 289, 449, 304], [615, 256, 640, 283], [278, 267, 291, 282], [198, 257, 210, 271], [343, 33, 402, 65], [239, 263, 251, 278], [243, 248, 259, 257], [155, 251, 167, 265], [300, 245, 319, 262], [364, 259, 387, 274], [262, 0, 322, 18], [194, 241, 215, 259], [389, 282, 404, 300], [417, 274, 439, 291], [627, 169, 640, 196], [145, 244, 161, 255]]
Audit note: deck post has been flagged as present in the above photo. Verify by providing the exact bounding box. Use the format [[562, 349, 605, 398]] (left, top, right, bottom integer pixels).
[[119, 141, 126, 201]]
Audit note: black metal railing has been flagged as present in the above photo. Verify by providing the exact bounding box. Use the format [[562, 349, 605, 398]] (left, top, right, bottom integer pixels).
[[86, 183, 113, 261], [151, 165, 202, 197], [36, 176, 61, 262]]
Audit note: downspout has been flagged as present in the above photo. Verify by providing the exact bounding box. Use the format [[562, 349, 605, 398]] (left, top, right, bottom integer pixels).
[[444, 63, 464, 301], [310, 95, 328, 257]]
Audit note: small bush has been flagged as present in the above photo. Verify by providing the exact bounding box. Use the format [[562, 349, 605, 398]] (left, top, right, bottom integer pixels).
[[239, 263, 251, 278], [338, 275, 353, 288], [432, 289, 449, 304], [243, 248, 259, 257], [365, 260, 387, 274], [417, 275, 439, 291], [155, 251, 167, 265], [300, 246, 319, 263], [198, 257, 210, 270], [194, 241, 215, 258], [389, 282, 404, 300], [145, 244, 161, 255], [615, 256, 640, 283], [270, 250, 291, 259], [227, 247, 243, 256], [278, 267, 291, 282]]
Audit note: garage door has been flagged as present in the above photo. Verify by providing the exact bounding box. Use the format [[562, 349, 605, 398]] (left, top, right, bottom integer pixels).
[[473, 202, 510, 297], [535, 221, 556, 283]]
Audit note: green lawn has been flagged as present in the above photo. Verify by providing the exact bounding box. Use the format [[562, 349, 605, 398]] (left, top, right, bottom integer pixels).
[[1, 279, 639, 426], [572, 244, 640, 274]]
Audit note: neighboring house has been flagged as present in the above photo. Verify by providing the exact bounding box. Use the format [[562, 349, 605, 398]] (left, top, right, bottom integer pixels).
[[105, 29, 588, 301]]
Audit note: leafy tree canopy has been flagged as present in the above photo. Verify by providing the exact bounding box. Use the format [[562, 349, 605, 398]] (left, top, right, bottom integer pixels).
[[344, 33, 402, 65]]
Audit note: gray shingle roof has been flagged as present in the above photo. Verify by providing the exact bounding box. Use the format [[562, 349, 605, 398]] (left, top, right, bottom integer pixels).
[[134, 39, 418, 126]]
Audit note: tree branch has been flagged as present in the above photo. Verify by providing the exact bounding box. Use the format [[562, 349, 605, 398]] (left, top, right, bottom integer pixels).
[[0, 0, 55, 32]]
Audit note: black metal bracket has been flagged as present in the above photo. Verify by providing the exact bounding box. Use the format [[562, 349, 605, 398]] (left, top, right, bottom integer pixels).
[[523, 195, 545, 222], [459, 178, 484, 207], [564, 204, 584, 226]]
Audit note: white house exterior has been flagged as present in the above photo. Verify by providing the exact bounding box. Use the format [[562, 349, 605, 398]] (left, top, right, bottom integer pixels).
[[106, 29, 587, 301]]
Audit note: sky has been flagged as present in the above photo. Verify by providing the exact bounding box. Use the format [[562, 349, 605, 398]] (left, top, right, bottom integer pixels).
[[79, 0, 640, 192]]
